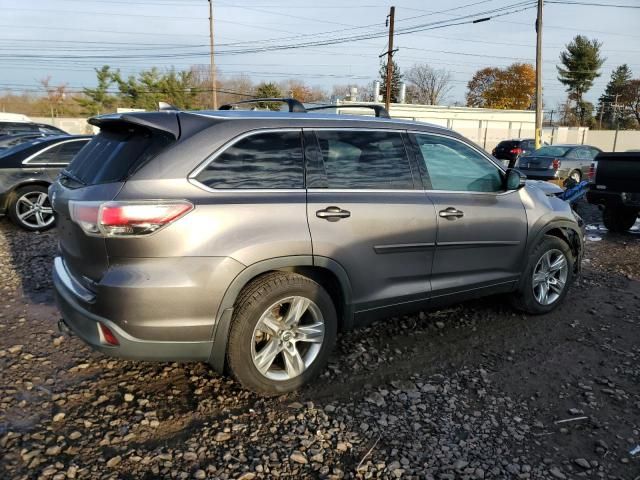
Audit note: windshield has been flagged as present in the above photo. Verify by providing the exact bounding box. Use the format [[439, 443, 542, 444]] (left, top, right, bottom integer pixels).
[[531, 146, 571, 157]]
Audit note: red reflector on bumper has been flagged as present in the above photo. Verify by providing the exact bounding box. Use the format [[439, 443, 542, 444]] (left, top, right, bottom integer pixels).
[[98, 323, 120, 346]]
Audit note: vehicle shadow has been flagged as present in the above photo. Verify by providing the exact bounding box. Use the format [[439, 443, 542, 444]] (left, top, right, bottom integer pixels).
[[0, 217, 57, 305]]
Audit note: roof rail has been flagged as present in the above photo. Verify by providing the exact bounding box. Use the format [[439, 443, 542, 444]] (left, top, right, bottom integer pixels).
[[307, 104, 391, 119], [219, 98, 306, 113]]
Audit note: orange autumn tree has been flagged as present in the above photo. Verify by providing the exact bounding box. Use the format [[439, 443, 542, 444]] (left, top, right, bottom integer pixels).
[[466, 63, 536, 109]]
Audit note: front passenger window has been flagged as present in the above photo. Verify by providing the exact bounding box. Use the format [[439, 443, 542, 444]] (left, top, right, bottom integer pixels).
[[414, 134, 503, 192]]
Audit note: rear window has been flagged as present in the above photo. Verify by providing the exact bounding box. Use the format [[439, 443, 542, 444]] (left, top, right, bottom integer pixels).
[[64, 128, 173, 185], [496, 141, 518, 149], [533, 146, 571, 157]]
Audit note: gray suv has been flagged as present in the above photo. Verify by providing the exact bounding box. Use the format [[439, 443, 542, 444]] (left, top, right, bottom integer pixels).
[[51, 100, 584, 395]]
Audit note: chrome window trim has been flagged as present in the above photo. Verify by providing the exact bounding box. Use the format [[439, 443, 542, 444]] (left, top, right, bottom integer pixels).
[[22, 138, 90, 166], [188, 128, 305, 193]]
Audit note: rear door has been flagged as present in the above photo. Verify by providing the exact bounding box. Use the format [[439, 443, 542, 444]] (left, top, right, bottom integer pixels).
[[305, 128, 436, 315], [410, 132, 528, 298]]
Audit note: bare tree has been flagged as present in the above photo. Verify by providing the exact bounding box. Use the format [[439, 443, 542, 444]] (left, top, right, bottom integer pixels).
[[405, 63, 453, 105], [39, 76, 69, 118]]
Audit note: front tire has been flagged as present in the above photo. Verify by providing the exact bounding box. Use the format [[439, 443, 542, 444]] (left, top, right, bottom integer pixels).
[[226, 272, 337, 395], [602, 206, 637, 233], [511, 236, 574, 314], [8, 185, 55, 232]]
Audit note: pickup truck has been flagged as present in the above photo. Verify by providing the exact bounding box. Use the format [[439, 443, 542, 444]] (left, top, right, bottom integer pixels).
[[586, 152, 640, 232]]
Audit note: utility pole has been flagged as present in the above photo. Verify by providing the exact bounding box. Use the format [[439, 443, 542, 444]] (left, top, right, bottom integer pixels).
[[384, 6, 395, 112], [534, 0, 543, 149], [208, 0, 217, 110]]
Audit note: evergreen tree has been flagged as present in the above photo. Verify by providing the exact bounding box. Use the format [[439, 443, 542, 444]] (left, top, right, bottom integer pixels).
[[597, 64, 633, 128], [77, 65, 116, 115], [379, 60, 402, 103], [557, 35, 605, 126], [254, 82, 283, 110]]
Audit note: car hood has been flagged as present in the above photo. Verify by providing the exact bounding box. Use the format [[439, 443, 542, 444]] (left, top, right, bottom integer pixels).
[[525, 179, 563, 195]]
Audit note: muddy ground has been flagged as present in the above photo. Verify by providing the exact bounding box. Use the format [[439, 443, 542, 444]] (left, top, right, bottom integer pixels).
[[0, 201, 639, 480]]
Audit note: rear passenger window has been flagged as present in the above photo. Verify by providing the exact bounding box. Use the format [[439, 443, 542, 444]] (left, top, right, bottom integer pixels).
[[196, 131, 303, 189], [29, 144, 63, 164], [314, 130, 413, 190]]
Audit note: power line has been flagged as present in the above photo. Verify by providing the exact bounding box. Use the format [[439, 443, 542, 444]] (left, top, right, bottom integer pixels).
[[547, 0, 640, 8]]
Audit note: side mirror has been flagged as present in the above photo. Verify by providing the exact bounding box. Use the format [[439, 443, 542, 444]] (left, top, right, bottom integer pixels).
[[506, 168, 527, 190]]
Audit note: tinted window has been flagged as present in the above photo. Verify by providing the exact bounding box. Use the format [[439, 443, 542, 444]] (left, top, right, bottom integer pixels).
[[314, 130, 413, 190], [65, 128, 173, 185], [196, 131, 303, 189], [414, 134, 503, 192], [496, 141, 517, 149], [58, 141, 88, 164], [29, 143, 64, 164]]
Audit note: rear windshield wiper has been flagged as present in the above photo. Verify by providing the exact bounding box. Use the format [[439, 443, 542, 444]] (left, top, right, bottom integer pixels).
[[60, 169, 86, 186]]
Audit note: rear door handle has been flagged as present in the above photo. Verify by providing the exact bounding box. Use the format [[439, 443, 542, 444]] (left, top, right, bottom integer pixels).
[[316, 206, 351, 221], [439, 207, 464, 219]]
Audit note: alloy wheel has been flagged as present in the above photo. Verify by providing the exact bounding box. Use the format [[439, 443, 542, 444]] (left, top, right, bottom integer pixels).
[[251, 296, 325, 381], [15, 191, 54, 229], [532, 249, 569, 306]]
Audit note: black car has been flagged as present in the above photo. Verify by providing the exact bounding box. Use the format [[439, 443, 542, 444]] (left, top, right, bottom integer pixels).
[[492, 139, 538, 168], [0, 135, 91, 231], [0, 121, 68, 136], [0, 132, 61, 151]]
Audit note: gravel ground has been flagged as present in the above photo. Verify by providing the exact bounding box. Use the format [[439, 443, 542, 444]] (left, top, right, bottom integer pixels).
[[1, 202, 639, 480]]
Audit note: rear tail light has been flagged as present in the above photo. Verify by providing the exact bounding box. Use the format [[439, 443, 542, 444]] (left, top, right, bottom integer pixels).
[[509, 147, 523, 155], [69, 200, 193, 237], [98, 323, 119, 346], [551, 158, 561, 170], [588, 161, 598, 183]]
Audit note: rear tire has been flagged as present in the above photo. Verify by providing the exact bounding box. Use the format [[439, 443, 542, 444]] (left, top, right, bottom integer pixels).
[[511, 235, 574, 314], [602, 206, 637, 233], [226, 272, 337, 395], [8, 185, 55, 232]]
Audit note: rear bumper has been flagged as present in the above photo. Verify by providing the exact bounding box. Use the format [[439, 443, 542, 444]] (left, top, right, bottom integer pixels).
[[587, 189, 640, 209], [516, 168, 560, 181], [53, 256, 222, 362]]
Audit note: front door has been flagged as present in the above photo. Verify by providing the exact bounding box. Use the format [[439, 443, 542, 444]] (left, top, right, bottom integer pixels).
[[410, 132, 528, 298], [305, 129, 437, 316]]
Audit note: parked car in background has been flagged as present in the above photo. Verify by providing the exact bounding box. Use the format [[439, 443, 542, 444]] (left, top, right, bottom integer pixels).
[[0, 132, 61, 151], [515, 144, 601, 183], [0, 121, 68, 136], [50, 100, 583, 395], [492, 138, 538, 168], [0, 135, 91, 231], [587, 152, 640, 232]]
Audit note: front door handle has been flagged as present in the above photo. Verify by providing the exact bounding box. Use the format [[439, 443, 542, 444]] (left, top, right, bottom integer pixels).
[[439, 207, 464, 219], [316, 206, 351, 221]]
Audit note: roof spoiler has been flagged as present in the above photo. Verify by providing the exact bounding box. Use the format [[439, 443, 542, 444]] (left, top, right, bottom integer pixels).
[[307, 104, 390, 118], [88, 112, 180, 139], [219, 98, 307, 113]]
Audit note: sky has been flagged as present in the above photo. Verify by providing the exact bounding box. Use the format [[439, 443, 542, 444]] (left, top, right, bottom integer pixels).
[[1, 0, 639, 111]]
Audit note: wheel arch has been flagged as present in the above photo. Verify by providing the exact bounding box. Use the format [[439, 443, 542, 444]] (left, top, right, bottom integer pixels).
[[1, 179, 52, 212], [526, 218, 584, 274], [208, 255, 353, 372]]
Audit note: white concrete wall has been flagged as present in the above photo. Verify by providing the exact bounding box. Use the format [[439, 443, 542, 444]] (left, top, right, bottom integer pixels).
[[31, 117, 94, 134], [338, 101, 640, 153]]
